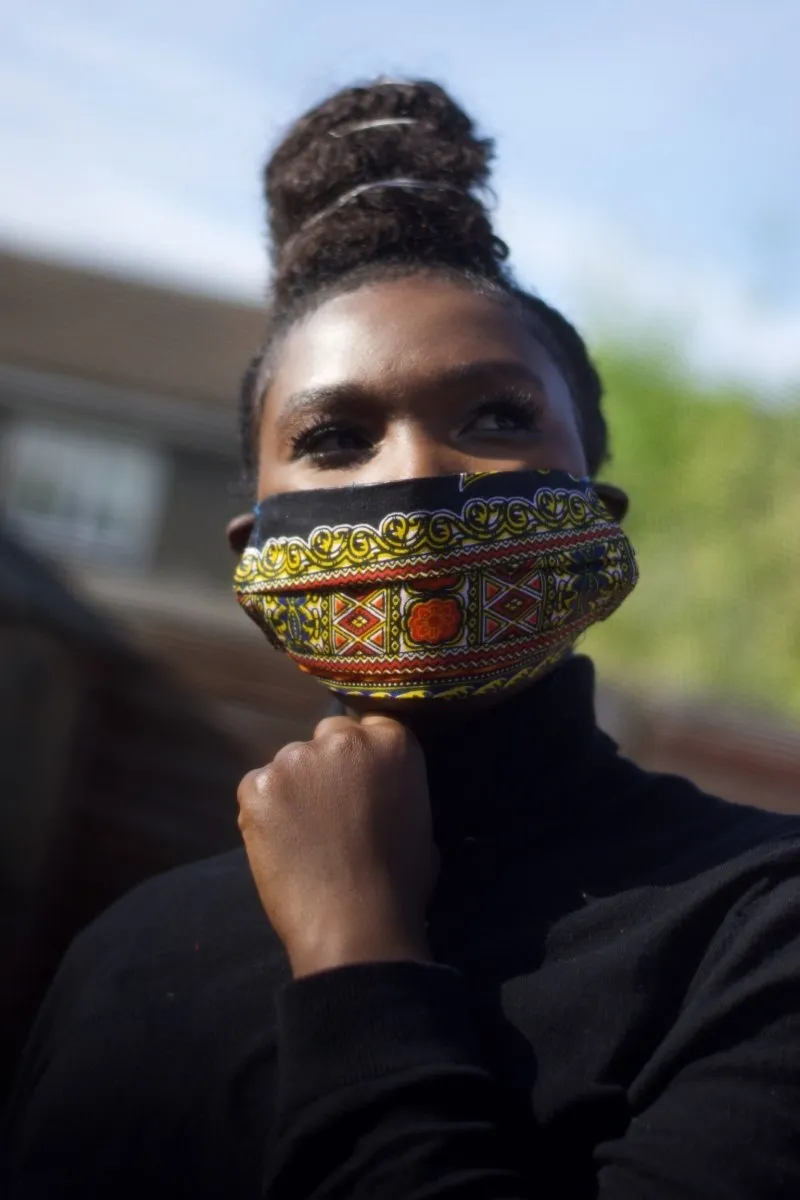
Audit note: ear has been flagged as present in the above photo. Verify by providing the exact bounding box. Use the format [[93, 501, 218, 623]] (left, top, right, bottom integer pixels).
[[593, 482, 629, 523], [226, 512, 255, 555]]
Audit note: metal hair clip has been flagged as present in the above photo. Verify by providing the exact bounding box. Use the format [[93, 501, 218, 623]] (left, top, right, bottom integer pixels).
[[330, 118, 418, 138], [277, 177, 469, 261], [299, 178, 464, 231]]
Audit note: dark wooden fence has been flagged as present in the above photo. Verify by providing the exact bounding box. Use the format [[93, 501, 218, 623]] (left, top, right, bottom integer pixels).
[[0, 535, 248, 1097]]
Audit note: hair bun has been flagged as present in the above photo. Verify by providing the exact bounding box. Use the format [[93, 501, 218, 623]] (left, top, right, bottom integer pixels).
[[264, 79, 508, 299]]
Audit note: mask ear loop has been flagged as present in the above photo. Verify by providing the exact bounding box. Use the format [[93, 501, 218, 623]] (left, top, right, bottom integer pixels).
[[593, 482, 629, 522]]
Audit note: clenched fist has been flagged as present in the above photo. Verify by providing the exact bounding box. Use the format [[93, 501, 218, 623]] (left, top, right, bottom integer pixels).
[[237, 714, 438, 978]]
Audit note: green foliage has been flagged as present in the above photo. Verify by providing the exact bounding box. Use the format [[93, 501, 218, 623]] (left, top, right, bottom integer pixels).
[[580, 347, 800, 718]]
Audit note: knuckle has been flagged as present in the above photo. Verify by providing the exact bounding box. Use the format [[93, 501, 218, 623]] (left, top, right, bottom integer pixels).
[[237, 765, 268, 805], [274, 740, 311, 771], [363, 713, 408, 745], [374, 721, 410, 757], [313, 715, 346, 738], [236, 765, 274, 826], [326, 728, 361, 754], [385, 720, 409, 746]]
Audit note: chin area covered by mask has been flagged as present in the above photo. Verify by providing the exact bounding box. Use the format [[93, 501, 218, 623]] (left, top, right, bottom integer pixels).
[[233, 469, 638, 704]]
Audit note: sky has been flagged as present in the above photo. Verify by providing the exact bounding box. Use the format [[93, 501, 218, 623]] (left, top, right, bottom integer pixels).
[[2, 0, 799, 395]]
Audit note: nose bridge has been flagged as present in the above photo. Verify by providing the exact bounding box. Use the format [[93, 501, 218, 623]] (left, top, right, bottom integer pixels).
[[383, 417, 466, 481]]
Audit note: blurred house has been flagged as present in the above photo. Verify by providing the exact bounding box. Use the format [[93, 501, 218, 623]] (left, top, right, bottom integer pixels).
[[0, 247, 329, 758], [0, 248, 251, 581]]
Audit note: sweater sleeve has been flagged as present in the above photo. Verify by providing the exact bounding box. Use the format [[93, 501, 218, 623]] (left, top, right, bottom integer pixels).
[[264, 961, 534, 1199], [264, 876, 800, 1200], [592, 870, 800, 1199]]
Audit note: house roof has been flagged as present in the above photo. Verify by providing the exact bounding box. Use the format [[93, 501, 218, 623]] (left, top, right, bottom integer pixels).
[[0, 247, 265, 408]]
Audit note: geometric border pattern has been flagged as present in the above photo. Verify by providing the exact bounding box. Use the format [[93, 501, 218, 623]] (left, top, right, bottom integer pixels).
[[235, 483, 619, 592]]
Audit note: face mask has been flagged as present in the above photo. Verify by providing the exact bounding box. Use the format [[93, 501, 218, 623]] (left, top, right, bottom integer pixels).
[[233, 469, 638, 703]]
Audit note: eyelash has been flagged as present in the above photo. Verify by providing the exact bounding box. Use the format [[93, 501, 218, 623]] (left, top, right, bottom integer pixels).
[[289, 421, 373, 465], [289, 388, 544, 466], [468, 389, 543, 432]]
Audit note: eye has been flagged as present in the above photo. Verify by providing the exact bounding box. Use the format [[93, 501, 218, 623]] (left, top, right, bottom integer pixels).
[[290, 422, 374, 467], [463, 391, 543, 437]]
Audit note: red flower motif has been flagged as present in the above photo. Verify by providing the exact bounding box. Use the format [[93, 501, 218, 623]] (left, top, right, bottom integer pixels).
[[406, 597, 463, 645]]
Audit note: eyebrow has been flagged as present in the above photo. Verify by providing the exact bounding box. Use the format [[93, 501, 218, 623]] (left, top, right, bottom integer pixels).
[[430, 360, 546, 392], [273, 359, 546, 432], [272, 383, 368, 438]]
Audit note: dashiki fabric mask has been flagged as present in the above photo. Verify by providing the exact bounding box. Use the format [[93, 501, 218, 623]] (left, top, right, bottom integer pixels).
[[233, 469, 638, 703]]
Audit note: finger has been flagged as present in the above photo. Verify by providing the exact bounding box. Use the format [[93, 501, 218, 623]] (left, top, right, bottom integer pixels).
[[313, 714, 362, 739], [359, 712, 408, 734], [357, 710, 412, 739], [359, 712, 423, 750]]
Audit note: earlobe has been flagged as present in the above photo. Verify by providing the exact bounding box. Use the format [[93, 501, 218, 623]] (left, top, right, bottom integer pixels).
[[226, 512, 256, 555], [593, 482, 629, 523]]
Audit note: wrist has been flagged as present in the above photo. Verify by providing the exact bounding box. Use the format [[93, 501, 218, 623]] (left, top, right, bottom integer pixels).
[[287, 922, 431, 979]]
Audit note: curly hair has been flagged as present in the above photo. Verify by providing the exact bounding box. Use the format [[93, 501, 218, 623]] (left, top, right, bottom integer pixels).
[[240, 79, 608, 482]]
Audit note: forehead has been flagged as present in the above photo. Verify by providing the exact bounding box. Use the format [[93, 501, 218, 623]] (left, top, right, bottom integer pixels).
[[265, 277, 564, 401]]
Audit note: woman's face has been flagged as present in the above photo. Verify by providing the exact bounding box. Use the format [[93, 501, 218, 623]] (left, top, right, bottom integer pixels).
[[229, 276, 623, 719], [256, 277, 588, 502]]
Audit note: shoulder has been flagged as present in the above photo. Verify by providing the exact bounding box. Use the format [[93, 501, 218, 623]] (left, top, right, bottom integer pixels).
[[60, 846, 278, 987], [19, 847, 284, 1068], [5, 849, 284, 1192], [7, 848, 284, 1105], [590, 743, 800, 891], [82, 845, 260, 936]]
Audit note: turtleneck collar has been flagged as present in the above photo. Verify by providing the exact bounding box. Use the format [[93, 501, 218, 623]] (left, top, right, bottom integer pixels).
[[418, 655, 609, 855]]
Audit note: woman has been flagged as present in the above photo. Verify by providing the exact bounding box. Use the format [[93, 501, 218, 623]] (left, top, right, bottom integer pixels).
[[6, 80, 800, 1199]]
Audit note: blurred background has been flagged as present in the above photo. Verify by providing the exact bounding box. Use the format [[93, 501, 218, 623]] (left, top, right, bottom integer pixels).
[[1, 0, 799, 1092]]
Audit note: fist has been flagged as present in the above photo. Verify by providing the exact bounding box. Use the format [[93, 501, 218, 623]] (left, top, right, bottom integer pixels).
[[237, 714, 438, 978]]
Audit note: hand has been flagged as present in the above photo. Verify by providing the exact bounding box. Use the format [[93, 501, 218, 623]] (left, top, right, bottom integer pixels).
[[237, 714, 439, 978]]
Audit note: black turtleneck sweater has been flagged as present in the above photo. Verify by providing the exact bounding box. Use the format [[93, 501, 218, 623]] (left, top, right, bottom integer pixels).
[[5, 658, 800, 1198]]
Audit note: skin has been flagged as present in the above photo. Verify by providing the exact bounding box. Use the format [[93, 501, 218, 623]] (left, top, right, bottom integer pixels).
[[234, 277, 628, 977]]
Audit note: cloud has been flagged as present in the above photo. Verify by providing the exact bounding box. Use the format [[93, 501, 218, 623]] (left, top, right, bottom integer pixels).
[[0, 2, 278, 294]]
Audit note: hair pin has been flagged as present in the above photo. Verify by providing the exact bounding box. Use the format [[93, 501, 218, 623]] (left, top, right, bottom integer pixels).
[[330, 118, 418, 138], [287, 178, 465, 243]]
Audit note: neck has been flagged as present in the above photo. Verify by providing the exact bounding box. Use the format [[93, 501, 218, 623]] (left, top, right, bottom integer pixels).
[[415, 656, 602, 852], [328, 656, 603, 852]]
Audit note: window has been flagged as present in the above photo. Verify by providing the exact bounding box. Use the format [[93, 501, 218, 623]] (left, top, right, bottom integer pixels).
[[1, 421, 168, 568]]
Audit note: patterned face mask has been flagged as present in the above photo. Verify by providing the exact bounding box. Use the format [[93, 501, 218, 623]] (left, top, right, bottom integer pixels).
[[233, 469, 638, 703]]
